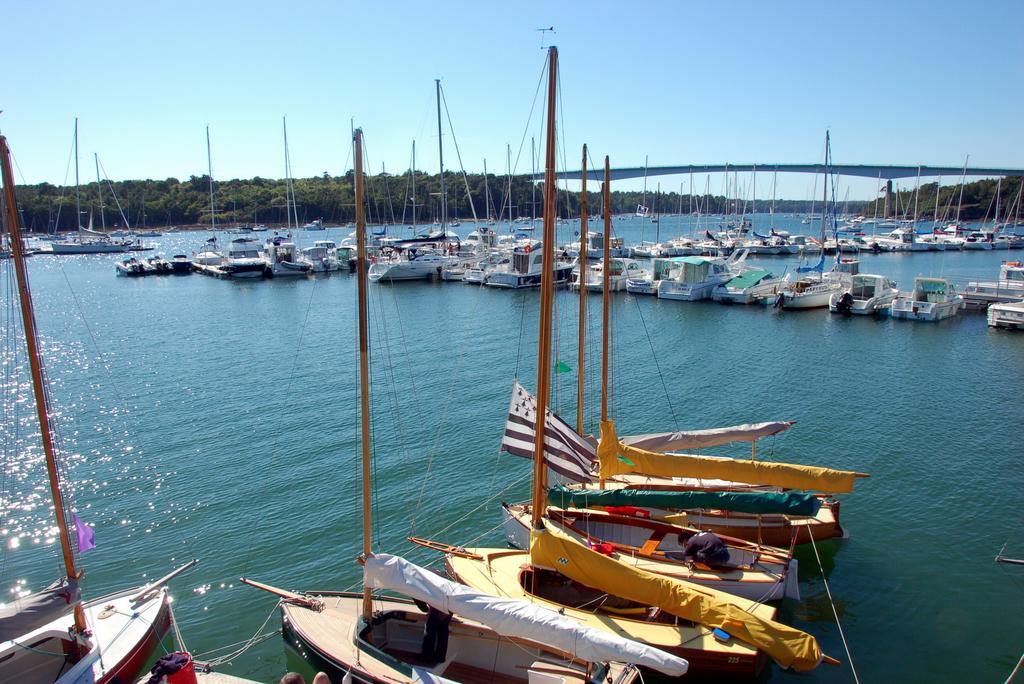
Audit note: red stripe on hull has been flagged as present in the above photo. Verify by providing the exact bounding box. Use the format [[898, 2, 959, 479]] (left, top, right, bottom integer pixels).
[[98, 597, 172, 684]]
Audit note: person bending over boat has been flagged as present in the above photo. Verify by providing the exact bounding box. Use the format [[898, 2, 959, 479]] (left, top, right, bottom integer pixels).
[[666, 531, 731, 567]]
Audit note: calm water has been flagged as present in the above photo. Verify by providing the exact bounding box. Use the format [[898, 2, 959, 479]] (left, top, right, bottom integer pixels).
[[1, 214, 1022, 683]]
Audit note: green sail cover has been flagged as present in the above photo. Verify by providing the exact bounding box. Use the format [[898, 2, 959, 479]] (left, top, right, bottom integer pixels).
[[548, 485, 822, 516]]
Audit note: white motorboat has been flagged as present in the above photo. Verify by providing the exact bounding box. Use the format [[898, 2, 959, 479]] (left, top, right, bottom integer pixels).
[[568, 231, 632, 259], [625, 257, 678, 295], [486, 240, 573, 289], [987, 300, 1024, 329], [656, 252, 745, 301], [299, 240, 343, 272], [115, 256, 152, 276], [963, 231, 996, 250], [829, 273, 899, 315], [221, 237, 268, 278], [712, 268, 784, 304], [303, 218, 326, 230], [369, 249, 451, 282], [463, 252, 510, 285], [788, 234, 821, 254], [891, 277, 965, 322], [264, 238, 312, 277], [571, 257, 644, 292], [873, 228, 929, 252], [961, 260, 1024, 309]]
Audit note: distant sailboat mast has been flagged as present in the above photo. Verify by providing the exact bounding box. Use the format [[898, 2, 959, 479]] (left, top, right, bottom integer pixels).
[[74, 118, 82, 232], [435, 79, 447, 232], [206, 125, 216, 232], [94, 152, 106, 230]]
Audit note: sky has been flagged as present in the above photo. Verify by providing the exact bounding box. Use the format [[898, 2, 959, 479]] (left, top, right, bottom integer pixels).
[[4, 0, 1023, 200]]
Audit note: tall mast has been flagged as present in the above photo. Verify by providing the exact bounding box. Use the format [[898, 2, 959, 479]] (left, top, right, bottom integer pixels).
[[353, 128, 373, 621], [283, 117, 293, 232], [530, 46, 558, 529], [74, 119, 81, 231], [655, 182, 660, 242], [94, 153, 106, 230], [483, 158, 490, 221], [955, 155, 969, 224], [994, 177, 1002, 228], [576, 145, 588, 435], [506, 144, 513, 228], [206, 126, 216, 231], [1, 135, 88, 637], [820, 131, 829, 246], [435, 80, 446, 231], [411, 141, 417, 231], [913, 166, 921, 231], [601, 156, 611, 425], [771, 169, 777, 230], [599, 156, 611, 490], [531, 137, 537, 224]]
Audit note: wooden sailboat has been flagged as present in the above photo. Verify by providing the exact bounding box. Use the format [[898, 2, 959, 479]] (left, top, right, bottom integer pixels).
[[0, 134, 180, 684], [240, 127, 688, 684], [433, 47, 828, 680]]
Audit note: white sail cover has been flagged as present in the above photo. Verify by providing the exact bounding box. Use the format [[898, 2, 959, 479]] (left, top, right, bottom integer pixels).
[[364, 554, 688, 676], [622, 421, 794, 452]]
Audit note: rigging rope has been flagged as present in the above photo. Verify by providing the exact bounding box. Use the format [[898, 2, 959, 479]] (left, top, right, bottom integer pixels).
[[807, 525, 859, 683]]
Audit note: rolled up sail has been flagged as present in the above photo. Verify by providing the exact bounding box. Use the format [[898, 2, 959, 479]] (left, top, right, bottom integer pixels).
[[599, 420, 863, 494], [363, 553, 689, 676], [529, 526, 822, 672], [547, 484, 822, 516], [622, 421, 793, 452]]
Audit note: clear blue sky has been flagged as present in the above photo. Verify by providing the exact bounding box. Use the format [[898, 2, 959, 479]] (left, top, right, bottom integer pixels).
[[4, 0, 1022, 200]]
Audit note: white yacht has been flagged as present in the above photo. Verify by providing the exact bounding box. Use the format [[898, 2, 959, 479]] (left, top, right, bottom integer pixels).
[[50, 234, 131, 254], [303, 218, 326, 230], [485, 240, 573, 288], [788, 234, 821, 254], [961, 261, 1024, 309], [193, 237, 224, 266], [570, 257, 644, 292], [368, 249, 451, 282], [891, 277, 965, 322], [712, 268, 785, 304], [829, 273, 899, 315], [656, 252, 745, 301], [221, 237, 268, 278], [568, 231, 632, 259]]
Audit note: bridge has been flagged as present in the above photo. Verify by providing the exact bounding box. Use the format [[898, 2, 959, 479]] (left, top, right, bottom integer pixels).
[[555, 163, 1024, 182]]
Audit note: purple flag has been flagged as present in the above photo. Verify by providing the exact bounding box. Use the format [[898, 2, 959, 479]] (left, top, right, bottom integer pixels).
[[72, 513, 96, 553]]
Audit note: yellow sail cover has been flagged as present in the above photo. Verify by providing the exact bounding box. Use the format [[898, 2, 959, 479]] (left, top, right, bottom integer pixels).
[[598, 420, 862, 493], [529, 524, 822, 672]]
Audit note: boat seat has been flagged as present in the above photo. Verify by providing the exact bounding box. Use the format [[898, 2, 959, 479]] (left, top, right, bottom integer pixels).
[[638, 531, 666, 556]]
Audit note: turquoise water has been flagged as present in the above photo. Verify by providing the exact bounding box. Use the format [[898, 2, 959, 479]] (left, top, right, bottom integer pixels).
[[1, 214, 1022, 683]]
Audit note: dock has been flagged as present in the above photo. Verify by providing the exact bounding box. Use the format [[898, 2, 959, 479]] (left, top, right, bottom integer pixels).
[[196, 670, 262, 684]]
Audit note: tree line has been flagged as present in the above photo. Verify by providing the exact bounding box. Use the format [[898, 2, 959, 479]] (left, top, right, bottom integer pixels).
[[10, 171, 1019, 232]]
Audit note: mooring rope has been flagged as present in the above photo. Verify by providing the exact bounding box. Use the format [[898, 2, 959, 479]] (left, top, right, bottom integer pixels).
[[807, 525, 859, 683]]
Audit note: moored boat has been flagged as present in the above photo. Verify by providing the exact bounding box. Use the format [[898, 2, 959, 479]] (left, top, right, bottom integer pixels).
[[891, 276, 965, 322]]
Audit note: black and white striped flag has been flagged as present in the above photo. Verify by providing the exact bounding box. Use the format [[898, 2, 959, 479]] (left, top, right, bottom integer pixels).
[[501, 381, 596, 483]]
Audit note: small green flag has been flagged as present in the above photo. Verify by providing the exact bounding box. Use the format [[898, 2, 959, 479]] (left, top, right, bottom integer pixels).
[[554, 360, 572, 374], [617, 455, 635, 466]]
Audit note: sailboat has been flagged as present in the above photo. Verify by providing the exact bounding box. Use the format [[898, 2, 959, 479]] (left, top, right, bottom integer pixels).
[[425, 47, 828, 680], [240, 126, 689, 684], [51, 121, 132, 255], [0, 134, 192, 683]]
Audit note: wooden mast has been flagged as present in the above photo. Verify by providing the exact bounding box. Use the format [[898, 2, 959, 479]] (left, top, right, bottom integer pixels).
[[353, 129, 374, 621], [530, 45, 558, 529], [576, 145, 587, 435], [0, 135, 88, 636], [601, 156, 611, 423], [598, 158, 611, 489]]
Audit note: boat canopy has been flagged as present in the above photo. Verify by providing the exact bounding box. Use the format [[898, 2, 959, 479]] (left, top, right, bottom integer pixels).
[[529, 525, 822, 672], [598, 421, 863, 494], [364, 554, 688, 676], [0, 578, 79, 643], [621, 420, 793, 451], [547, 484, 821, 517], [797, 254, 825, 273], [722, 269, 773, 290]]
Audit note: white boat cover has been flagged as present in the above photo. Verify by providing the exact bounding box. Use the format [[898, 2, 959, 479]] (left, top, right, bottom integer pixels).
[[622, 421, 793, 452], [364, 554, 688, 676], [0, 578, 79, 643]]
